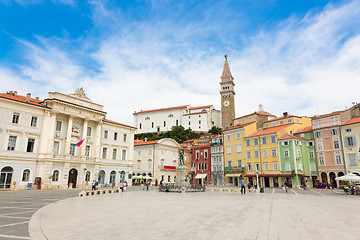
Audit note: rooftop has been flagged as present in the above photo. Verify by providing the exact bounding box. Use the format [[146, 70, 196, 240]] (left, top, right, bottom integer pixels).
[[341, 116, 360, 126], [278, 134, 307, 141], [245, 124, 293, 138], [0, 92, 46, 108], [134, 105, 189, 114], [134, 140, 160, 146], [103, 118, 136, 129], [294, 126, 312, 134], [188, 105, 213, 110]]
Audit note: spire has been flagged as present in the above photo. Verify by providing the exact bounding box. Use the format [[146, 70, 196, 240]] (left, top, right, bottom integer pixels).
[[221, 55, 234, 82]]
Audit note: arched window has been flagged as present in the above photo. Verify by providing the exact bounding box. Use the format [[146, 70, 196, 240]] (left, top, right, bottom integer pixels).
[[109, 170, 116, 184], [85, 171, 91, 182], [137, 160, 141, 169], [52, 170, 59, 182], [22, 169, 30, 181], [0, 167, 14, 188], [148, 159, 152, 169], [120, 171, 126, 183], [160, 159, 164, 168], [98, 170, 105, 184]]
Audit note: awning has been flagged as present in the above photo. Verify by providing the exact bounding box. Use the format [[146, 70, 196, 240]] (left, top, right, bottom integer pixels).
[[195, 173, 207, 179], [298, 174, 310, 177], [336, 174, 360, 181], [225, 174, 242, 177], [244, 174, 294, 178]]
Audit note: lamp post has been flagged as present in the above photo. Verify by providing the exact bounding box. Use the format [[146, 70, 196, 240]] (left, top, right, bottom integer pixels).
[[82, 167, 87, 192], [256, 170, 259, 194]]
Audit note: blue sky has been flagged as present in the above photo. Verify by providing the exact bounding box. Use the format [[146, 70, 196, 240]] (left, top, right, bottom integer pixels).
[[0, 0, 359, 125]]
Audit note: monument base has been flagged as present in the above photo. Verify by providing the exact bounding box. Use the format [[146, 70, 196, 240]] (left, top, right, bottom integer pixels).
[[175, 165, 189, 193]]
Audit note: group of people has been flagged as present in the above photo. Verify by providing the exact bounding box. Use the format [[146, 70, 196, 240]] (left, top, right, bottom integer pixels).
[[91, 180, 127, 192]]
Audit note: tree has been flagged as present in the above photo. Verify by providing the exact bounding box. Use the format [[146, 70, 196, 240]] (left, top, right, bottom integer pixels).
[[208, 126, 222, 135]]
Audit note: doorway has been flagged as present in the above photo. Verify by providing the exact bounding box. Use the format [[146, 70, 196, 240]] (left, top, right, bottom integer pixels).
[[329, 172, 337, 188], [0, 166, 13, 189], [68, 168, 78, 188], [264, 177, 270, 187], [273, 177, 279, 188]]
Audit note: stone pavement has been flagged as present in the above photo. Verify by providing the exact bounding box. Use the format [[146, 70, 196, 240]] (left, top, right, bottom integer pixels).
[[29, 188, 360, 240]]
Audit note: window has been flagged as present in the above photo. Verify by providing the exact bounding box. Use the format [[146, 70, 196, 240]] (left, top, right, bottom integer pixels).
[[204, 150, 208, 159], [12, 112, 20, 124], [330, 128, 338, 135], [85, 171, 91, 182], [344, 137, 356, 147], [85, 145, 90, 157], [264, 162, 269, 171], [247, 151, 251, 159], [104, 130, 108, 139], [349, 154, 356, 166], [53, 141, 60, 154], [168, 175, 170, 182], [196, 151, 200, 159], [238, 160, 242, 168], [296, 118, 300, 123], [254, 138, 259, 146], [8, 136, 17, 151], [246, 139, 250, 146], [280, 120, 284, 125], [346, 128, 352, 132], [102, 148, 107, 159], [298, 163, 303, 171], [265, 123, 269, 128], [314, 131, 321, 138], [30, 116, 37, 127], [255, 163, 261, 171], [288, 118, 292, 123], [161, 159, 164, 168], [139, 123, 142, 129], [309, 151, 314, 158], [284, 149, 289, 157], [317, 141, 323, 151], [273, 162, 278, 170], [227, 134, 231, 140], [122, 150, 126, 160], [242, 118, 245, 123], [137, 160, 141, 169], [285, 162, 291, 171], [87, 127, 92, 136], [236, 145, 241, 152], [56, 121, 62, 131], [112, 149, 117, 160], [123, 134, 127, 142], [227, 161, 232, 167], [263, 149, 268, 157], [283, 141, 289, 146], [22, 169, 30, 181], [307, 141, 314, 147], [138, 150, 142, 155], [70, 144, 75, 156], [255, 150, 259, 158], [114, 132, 118, 140], [148, 160, 152, 169], [310, 163, 316, 171], [236, 133, 241, 139], [333, 139, 340, 149], [247, 163, 252, 171], [176, 120, 179, 126], [316, 120, 320, 128], [152, 122, 154, 128], [297, 149, 301, 158], [199, 120, 201, 124], [249, 116, 252, 121], [227, 146, 231, 154], [272, 148, 277, 157], [272, 122, 276, 126], [332, 117, 337, 125], [319, 155, 325, 165], [164, 121, 166, 127], [271, 136, 276, 143], [149, 149, 152, 154], [262, 137, 267, 145], [335, 155, 342, 165], [52, 170, 59, 181], [300, 133, 305, 137], [27, 138, 35, 152]]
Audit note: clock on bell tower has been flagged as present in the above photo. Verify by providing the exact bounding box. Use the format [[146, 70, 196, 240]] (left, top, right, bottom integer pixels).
[[220, 55, 235, 130]]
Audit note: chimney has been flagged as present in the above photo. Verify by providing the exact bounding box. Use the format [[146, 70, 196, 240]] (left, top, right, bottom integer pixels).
[[26, 93, 31, 102], [14, 91, 17, 96], [283, 112, 288, 118], [35, 97, 39, 100]]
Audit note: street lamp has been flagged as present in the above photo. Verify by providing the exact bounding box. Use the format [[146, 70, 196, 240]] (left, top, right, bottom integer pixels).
[[82, 167, 87, 192], [256, 170, 259, 194]]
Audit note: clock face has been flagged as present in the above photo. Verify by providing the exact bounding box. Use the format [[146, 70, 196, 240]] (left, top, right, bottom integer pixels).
[[223, 100, 230, 107]]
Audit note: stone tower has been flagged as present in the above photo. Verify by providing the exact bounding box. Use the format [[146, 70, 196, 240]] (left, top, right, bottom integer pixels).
[[220, 55, 235, 130]]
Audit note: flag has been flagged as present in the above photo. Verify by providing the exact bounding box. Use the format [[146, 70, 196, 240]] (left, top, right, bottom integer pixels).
[[74, 138, 85, 147]]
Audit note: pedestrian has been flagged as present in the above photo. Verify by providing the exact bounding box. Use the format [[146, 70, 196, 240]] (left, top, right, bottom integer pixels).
[[123, 181, 127, 192], [254, 181, 257, 190], [146, 182, 149, 191], [94, 180, 98, 190], [282, 182, 288, 193], [240, 178, 246, 194], [247, 182, 252, 193], [92, 180, 96, 191], [121, 182, 124, 192]]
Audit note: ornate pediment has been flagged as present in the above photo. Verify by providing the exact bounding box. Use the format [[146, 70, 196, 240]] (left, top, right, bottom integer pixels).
[[69, 88, 92, 102]]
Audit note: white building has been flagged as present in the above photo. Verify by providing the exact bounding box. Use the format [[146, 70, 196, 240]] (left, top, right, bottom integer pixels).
[[133, 105, 221, 134], [0, 89, 135, 190], [133, 138, 179, 184]]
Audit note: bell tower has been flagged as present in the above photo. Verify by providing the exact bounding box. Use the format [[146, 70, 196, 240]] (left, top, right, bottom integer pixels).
[[220, 55, 235, 130]]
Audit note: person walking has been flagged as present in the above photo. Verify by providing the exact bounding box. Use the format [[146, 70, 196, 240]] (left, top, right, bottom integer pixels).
[[240, 178, 246, 194], [92, 180, 96, 191], [282, 182, 288, 193], [146, 182, 149, 191], [247, 182, 252, 193], [123, 181, 127, 192]]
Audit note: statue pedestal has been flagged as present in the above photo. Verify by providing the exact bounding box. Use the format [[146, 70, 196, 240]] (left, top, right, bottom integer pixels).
[[175, 165, 189, 193]]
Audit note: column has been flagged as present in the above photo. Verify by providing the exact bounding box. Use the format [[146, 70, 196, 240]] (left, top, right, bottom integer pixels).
[[39, 110, 52, 154], [65, 116, 74, 155], [81, 118, 88, 156], [93, 120, 102, 158], [47, 111, 57, 153]]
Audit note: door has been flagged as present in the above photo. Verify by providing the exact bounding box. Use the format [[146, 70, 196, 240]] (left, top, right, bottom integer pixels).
[[68, 168, 78, 188], [0, 167, 13, 189], [273, 177, 279, 188], [234, 177, 238, 186], [264, 177, 270, 187]]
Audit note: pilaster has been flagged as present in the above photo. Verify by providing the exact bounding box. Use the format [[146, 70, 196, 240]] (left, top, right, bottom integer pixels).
[[65, 115, 74, 155]]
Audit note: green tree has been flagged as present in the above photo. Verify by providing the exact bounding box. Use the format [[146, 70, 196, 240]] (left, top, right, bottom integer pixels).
[[208, 126, 222, 135]]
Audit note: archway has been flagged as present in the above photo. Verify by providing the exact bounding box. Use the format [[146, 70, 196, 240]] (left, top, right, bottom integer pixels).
[[98, 170, 105, 184], [338, 172, 345, 186], [0, 166, 14, 189], [321, 172, 328, 184], [329, 172, 337, 188], [109, 170, 116, 184], [68, 168, 78, 188]]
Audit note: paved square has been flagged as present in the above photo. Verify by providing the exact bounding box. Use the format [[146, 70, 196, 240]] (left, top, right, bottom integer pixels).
[[29, 188, 360, 240]]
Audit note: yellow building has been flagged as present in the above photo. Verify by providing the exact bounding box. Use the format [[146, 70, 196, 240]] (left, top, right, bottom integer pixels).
[[340, 116, 360, 174], [243, 113, 311, 188]]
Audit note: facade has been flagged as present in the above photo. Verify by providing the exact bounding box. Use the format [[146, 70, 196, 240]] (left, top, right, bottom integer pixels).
[[340, 116, 360, 175], [133, 105, 221, 134], [133, 138, 180, 185], [220, 55, 235, 130], [210, 135, 224, 185], [0, 89, 135, 190]]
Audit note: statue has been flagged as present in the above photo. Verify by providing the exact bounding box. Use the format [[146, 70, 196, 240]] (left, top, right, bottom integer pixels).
[[179, 149, 185, 166], [69, 87, 91, 101]]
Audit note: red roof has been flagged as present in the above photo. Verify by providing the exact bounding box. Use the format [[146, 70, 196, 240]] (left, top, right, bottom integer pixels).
[[312, 110, 345, 120], [102, 119, 136, 129], [342, 116, 360, 126], [134, 140, 160, 146], [245, 124, 293, 138], [0, 93, 46, 108], [294, 126, 312, 134], [184, 139, 196, 143], [134, 105, 189, 114], [193, 143, 211, 148], [278, 134, 306, 141], [223, 122, 254, 132], [265, 115, 295, 123], [188, 105, 213, 110], [234, 111, 275, 120]]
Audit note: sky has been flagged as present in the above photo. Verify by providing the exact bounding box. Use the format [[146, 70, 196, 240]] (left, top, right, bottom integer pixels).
[[0, 0, 359, 126]]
